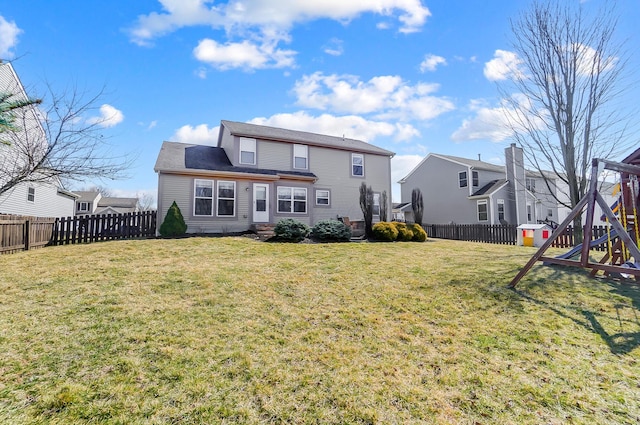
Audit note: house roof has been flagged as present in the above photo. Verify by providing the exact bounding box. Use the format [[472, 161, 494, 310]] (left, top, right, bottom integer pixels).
[[98, 197, 138, 208], [220, 120, 395, 157], [74, 191, 102, 203], [469, 179, 508, 198], [155, 141, 317, 180], [434, 154, 505, 173]]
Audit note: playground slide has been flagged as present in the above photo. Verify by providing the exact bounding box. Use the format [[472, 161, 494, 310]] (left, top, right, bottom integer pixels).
[[554, 228, 618, 260]]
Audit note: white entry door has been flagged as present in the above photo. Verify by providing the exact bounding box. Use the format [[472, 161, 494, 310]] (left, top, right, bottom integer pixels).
[[253, 183, 269, 222]]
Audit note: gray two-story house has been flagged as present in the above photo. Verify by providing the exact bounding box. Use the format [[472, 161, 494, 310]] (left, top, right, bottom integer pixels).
[[154, 120, 394, 234], [399, 144, 560, 226]]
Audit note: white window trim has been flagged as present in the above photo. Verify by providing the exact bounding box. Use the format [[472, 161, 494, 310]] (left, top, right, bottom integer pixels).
[[27, 187, 35, 203], [315, 189, 330, 206], [527, 203, 533, 222], [351, 153, 364, 177], [472, 170, 479, 187], [239, 137, 256, 165], [459, 171, 468, 188], [497, 199, 505, 221], [477, 199, 488, 222], [216, 180, 236, 217], [373, 192, 381, 217], [78, 201, 90, 212], [194, 179, 214, 217], [277, 186, 308, 214], [293, 144, 308, 170]]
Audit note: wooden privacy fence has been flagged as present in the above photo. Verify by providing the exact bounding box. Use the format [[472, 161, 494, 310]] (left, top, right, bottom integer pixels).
[[425, 223, 617, 250], [0, 211, 157, 254], [0, 215, 56, 254], [51, 211, 157, 246]]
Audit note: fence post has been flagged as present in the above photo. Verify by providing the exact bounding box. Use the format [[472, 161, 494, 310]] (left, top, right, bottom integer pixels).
[[24, 219, 30, 251]]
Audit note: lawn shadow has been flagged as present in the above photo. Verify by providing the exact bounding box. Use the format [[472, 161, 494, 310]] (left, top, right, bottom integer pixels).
[[512, 267, 640, 355]]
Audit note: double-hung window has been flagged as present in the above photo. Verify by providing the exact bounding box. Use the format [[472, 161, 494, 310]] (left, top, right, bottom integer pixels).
[[77, 202, 90, 213], [373, 193, 381, 216], [497, 199, 505, 221], [472, 171, 479, 187], [194, 179, 214, 216], [277, 187, 307, 213], [459, 171, 468, 188], [27, 187, 35, 202], [217, 181, 236, 216], [239, 137, 256, 165], [526, 178, 536, 192], [293, 144, 308, 169], [352, 153, 364, 177], [316, 189, 330, 206], [477, 199, 488, 221]]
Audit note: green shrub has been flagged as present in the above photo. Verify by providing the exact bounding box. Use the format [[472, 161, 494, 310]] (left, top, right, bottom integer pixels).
[[159, 201, 187, 237], [394, 222, 414, 241], [273, 219, 310, 242], [372, 222, 398, 242], [310, 219, 351, 242], [408, 223, 427, 242]]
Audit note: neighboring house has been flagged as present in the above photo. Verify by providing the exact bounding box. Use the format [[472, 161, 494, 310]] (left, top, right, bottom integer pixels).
[[400, 143, 616, 226], [74, 191, 139, 216], [154, 120, 395, 234], [0, 61, 76, 217]]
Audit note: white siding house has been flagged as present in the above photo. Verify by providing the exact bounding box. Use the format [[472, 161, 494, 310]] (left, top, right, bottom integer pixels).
[[0, 61, 76, 217]]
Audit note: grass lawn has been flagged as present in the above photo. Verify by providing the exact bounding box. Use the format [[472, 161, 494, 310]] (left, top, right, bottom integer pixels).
[[0, 237, 639, 424]]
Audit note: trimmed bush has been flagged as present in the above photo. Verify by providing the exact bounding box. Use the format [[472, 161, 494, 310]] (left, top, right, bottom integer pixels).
[[408, 223, 427, 242], [310, 219, 352, 242], [372, 222, 398, 242], [273, 219, 310, 242], [394, 222, 414, 242], [159, 201, 187, 237]]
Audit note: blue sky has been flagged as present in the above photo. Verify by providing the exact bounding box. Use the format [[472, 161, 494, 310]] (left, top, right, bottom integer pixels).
[[1, 0, 638, 202]]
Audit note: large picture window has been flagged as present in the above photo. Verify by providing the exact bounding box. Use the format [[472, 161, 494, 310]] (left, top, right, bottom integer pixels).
[[352, 153, 364, 177], [194, 179, 214, 216], [477, 199, 488, 221], [293, 144, 308, 169], [277, 187, 307, 213], [239, 137, 256, 165], [217, 181, 236, 216]]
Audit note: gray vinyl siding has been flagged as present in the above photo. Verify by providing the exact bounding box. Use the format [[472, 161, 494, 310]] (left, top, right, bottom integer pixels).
[[0, 182, 74, 217], [157, 173, 251, 234], [401, 155, 504, 224]]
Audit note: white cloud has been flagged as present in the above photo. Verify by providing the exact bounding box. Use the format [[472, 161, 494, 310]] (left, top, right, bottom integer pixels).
[[249, 111, 418, 143], [293, 72, 455, 122], [0, 15, 22, 58], [390, 153, 425, 202], [129, 0, 430, 69], [419, 54, 446, 72], [171, 123, 220, 145], [193, 38, 295, 70], [484, 50, 525, 81], [323, 38, 344, 56], [87, 104, 124, 128]]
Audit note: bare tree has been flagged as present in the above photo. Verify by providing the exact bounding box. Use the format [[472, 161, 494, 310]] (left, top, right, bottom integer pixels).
[[359, 182, 374, 239], [136, 191, 157, 211], [500, 1, 633, 239], [380, 190, 388, 222], [0, 79, 132, 196], [411, 188, 424, 226]]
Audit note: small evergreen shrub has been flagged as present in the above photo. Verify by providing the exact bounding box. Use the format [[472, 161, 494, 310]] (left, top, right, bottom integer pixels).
[[394, 222, 414, 242], [159, 201, 187, 237], [408, 223, 427, 242], [372, 222, 398, 242], [310, 219, 351, 242], [274, 219, 310, 242]]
